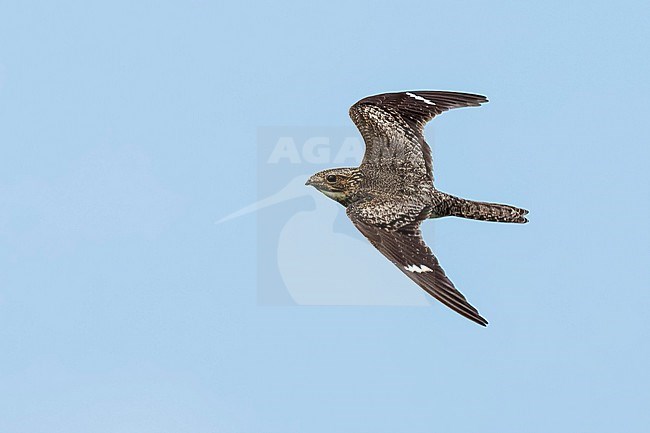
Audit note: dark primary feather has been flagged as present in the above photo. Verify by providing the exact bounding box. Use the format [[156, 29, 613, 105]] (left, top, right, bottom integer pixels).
[[353, 91, 488, 127]]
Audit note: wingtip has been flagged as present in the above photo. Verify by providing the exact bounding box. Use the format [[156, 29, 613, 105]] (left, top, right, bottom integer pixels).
[[472, 315, 489, 327], [470, 93, 488, 106]]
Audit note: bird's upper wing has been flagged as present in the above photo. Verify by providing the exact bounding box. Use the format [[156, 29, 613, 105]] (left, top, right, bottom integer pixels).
[[347, 199, 488, 326], [349, 91, 488, 180]]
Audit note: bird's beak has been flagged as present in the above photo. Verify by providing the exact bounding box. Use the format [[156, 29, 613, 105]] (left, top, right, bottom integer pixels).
[[305, 178, 314, 186]]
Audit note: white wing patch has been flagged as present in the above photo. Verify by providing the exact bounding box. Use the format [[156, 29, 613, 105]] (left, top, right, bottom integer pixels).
[[406, 92, 436, 106], [404, 264, 433, 273]]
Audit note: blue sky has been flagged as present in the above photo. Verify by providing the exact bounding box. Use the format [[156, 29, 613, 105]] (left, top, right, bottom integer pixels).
[[1, 1, 649, 432]]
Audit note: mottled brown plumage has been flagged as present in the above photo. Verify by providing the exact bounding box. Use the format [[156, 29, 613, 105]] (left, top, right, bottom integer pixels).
[[306, 90, 528, 326]]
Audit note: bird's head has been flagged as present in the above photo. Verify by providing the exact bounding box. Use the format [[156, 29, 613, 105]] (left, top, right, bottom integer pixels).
[[305, 167, 362, 205]]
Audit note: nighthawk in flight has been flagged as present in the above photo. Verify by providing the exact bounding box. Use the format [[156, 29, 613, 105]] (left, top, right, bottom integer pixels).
[[306, 91, 528, 326]]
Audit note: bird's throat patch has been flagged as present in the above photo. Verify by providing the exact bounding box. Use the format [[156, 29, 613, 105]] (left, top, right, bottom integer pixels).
[[322, 190, 346, 202]]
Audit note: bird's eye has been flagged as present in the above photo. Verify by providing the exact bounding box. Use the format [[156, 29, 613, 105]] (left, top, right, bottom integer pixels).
[[326, 174, 337, 183]]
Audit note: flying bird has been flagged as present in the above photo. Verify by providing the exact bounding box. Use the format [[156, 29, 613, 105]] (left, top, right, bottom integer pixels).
[[306, 91, 528, 326]]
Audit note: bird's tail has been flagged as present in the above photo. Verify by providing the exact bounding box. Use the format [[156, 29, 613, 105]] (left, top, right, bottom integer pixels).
[[444, 195, 529, 224]]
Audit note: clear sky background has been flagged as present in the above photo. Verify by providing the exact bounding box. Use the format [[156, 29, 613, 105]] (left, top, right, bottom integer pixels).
[[1, 1, 649, 432]]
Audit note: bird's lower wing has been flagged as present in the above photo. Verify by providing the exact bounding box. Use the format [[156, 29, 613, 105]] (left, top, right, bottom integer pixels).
[[350, 218, 488, 326]]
